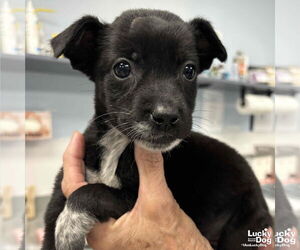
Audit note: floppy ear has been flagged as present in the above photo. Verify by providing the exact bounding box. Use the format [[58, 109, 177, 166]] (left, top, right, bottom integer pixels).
[[51, 15, 106, 78], [189, 18, 227, 72]]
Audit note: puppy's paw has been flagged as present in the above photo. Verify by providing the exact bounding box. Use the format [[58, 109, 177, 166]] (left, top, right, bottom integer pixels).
[[55, 235, 85, 250], [55, 205, 97, 250]]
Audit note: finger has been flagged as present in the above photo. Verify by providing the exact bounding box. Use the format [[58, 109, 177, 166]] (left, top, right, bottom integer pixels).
[[63, 131, 86, 183], [87, 220, 115, 249], [134, 144, 164, 189], [292, 227, 300, 248], [134, 144, 174, 206]]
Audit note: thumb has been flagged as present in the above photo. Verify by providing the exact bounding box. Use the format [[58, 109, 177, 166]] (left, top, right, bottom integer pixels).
[[63, 131, 85, 180], [134, 144, 173, 204]]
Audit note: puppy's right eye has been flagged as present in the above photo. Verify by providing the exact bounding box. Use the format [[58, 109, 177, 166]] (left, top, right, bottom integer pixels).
[[113, 60, 131, 79], [183, 64, 196, 80]]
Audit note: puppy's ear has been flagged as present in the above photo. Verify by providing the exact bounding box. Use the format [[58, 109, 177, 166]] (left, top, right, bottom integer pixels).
[[189, 18, 227, 72], [51, 15, 106, 78]]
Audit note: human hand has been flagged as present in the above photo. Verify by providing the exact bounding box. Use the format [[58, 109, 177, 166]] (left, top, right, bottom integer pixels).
[[61, 131, 87, 198], [87, 144, 212, 250], [61, 132, 275, 250]]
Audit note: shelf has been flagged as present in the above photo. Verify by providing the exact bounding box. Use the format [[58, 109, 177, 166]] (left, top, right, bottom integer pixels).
[[197, 76, 300, 95], [1, 53, 81, 76], [2, 54, 300, 94], [0, 53, 24, 72], [25, 54, 82, 76]]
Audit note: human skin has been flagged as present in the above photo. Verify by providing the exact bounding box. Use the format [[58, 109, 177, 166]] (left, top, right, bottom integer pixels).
[[61, 132, 275, 249], [61, 131, 212, 249]]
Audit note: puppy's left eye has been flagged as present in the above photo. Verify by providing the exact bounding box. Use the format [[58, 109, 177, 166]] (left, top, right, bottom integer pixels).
[[183, 64, 196, 80], [113, 60, 131, 79]]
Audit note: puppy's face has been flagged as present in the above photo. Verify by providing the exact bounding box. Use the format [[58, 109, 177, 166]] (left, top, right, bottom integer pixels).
[[101, 16, 199, 151], [51, 10, 227, 151]]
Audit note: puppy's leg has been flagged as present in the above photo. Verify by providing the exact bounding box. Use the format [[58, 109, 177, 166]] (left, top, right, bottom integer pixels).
[[42, 171, 66, 250], [55, 183, 132, 250]]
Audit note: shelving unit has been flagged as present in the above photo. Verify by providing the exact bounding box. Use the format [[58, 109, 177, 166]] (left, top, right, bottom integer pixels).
[[2, 53, 300, 138], [25, 54, 81, 76], [0, 53, 24, 72], [197, 76, 300, 95], [2, 53, 300, 94]]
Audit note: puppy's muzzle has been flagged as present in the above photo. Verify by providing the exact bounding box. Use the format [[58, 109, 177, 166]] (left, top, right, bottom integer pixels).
[[149, 105, 180, 131]]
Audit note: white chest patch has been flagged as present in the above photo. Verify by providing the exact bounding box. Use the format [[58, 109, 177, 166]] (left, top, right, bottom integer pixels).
[[86, 128, 129, 189]]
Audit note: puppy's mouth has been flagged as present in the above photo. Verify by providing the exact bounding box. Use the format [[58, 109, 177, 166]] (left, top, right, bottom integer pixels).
[[115, 121, 181, 152], [135, 138, 182, 152]]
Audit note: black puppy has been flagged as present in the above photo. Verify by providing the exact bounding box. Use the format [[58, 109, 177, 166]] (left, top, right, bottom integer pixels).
[[42, 9, 272, 250]]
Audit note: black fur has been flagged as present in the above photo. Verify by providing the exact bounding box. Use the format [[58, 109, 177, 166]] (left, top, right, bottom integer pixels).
[[43, 9, 272, 250]]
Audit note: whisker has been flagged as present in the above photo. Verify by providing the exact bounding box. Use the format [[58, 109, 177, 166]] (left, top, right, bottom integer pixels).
[[89, 111, 132, 124], [193, 115, 211, 120], [193, 120, 210, 126], [118, 126, 137, 135], [192, 124, 209, 133]]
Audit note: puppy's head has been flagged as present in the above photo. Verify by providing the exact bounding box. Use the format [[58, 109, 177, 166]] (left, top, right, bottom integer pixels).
[[51, 10, 227, 151]]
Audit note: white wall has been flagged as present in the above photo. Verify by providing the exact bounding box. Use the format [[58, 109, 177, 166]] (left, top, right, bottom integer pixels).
[[33, 0, 275, 67], [276, 0, 300, 66], [8, 0, 298, 66]]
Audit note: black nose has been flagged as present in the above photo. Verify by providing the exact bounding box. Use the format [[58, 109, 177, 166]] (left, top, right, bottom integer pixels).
[[150, 112, 179, 127]]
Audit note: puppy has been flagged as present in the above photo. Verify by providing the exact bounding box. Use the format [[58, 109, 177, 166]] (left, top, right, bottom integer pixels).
[[42, 9, 272, 250]]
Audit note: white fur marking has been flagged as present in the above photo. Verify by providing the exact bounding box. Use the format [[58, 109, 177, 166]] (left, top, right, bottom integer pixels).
[[135, 139, 181, 152], [55, 205, 97, 250], [136, 122, 151, 132], [156, 105, 167, 113], [86, 127, 180, 188], [86, 128, 129, 189]]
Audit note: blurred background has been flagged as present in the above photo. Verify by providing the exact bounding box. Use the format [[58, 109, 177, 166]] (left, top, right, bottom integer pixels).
[[0, 0, 300, 249]]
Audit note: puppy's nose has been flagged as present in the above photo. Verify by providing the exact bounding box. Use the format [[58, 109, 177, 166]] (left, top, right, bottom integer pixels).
[[150, 111, 179, 127]]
